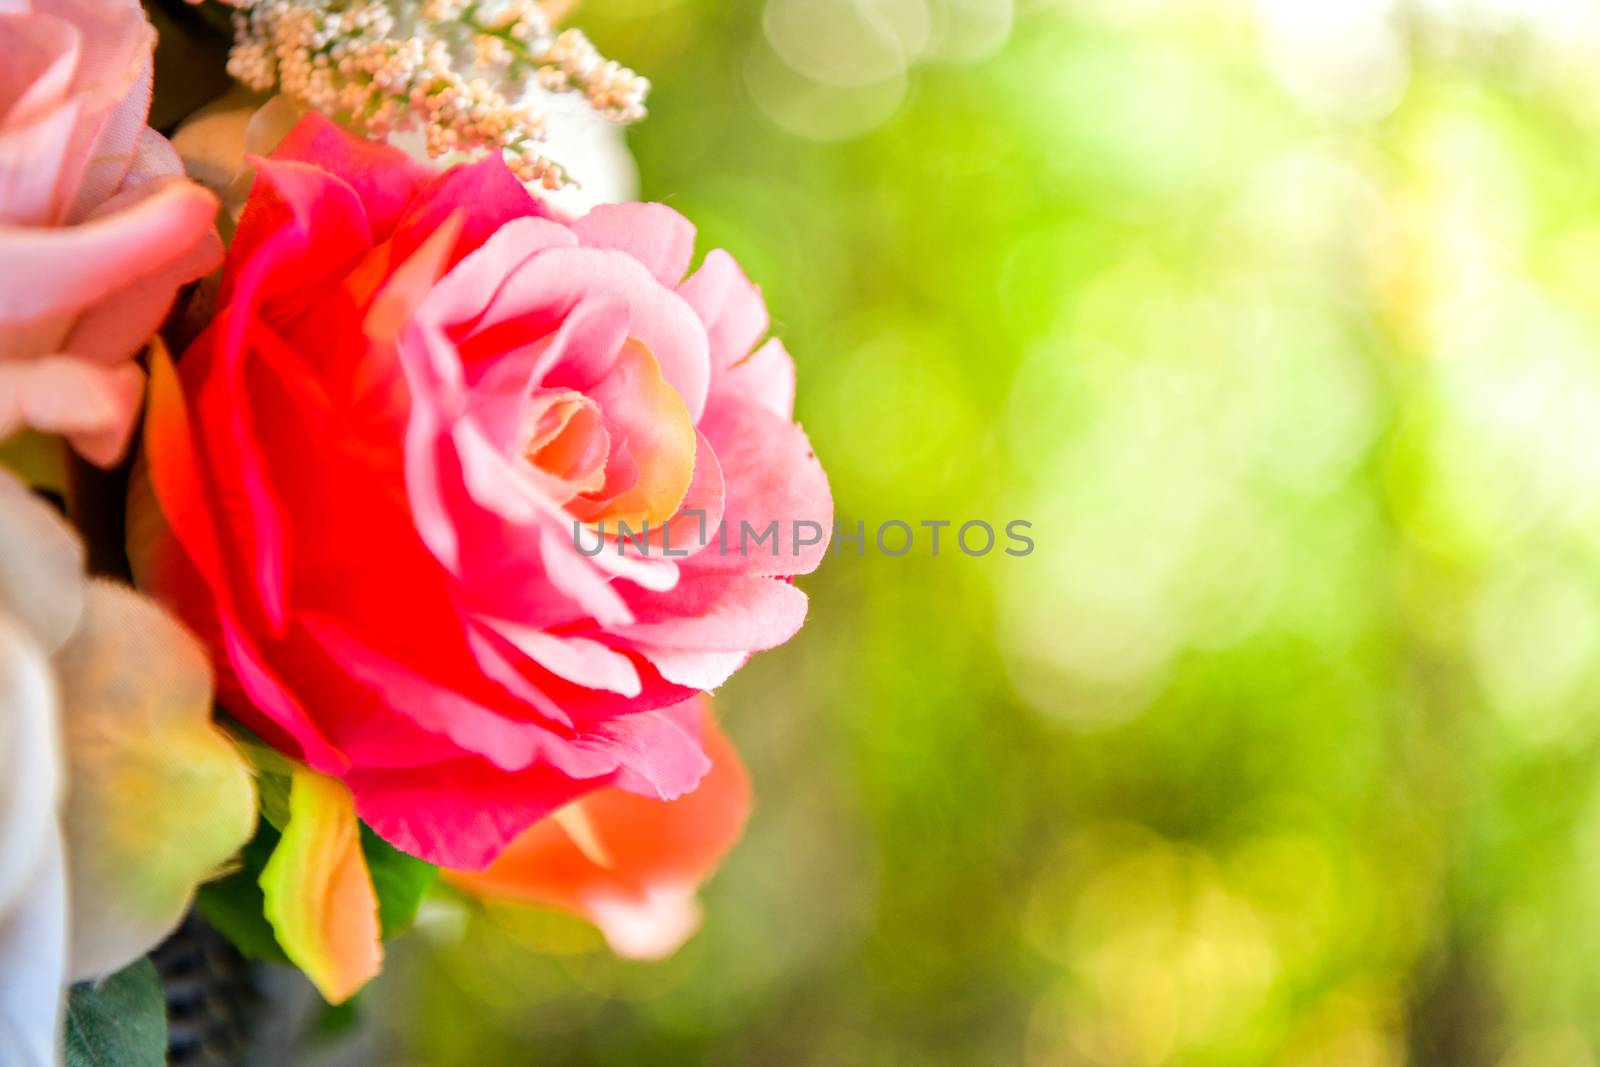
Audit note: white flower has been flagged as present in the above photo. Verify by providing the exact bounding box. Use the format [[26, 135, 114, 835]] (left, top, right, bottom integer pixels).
[[0, 470, 255, 1066], [183, 0, 644, 212], [174, 81, 637, 223]]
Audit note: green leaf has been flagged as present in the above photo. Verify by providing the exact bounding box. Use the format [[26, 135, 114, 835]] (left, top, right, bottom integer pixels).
[[361, 824, 439, 938], [255, 763, 293, 831], [225, 728, 296, 830], [196, 821, 290, 964], [63, 958, 167, 1067]]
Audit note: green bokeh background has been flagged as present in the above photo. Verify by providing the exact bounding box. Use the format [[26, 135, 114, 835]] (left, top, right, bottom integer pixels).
[[368, 2, 1600, 1063]]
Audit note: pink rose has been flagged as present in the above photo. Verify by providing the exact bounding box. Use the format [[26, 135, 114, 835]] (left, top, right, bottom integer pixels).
[[130, 114, 831, 869], [0, 0, 222, 466]]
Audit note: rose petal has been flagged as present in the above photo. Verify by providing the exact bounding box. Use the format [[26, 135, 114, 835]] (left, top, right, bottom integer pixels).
[[467, 245, 711, 421], [223, 156, 373, 316], [299, 612, 578, 774], [483, 618, 643, 698], [349, 702, 711, 869], [0, 613, 62, 924], [56, 582, 257, 979], [63, 171, 224, 371], [718, 335, 796, 420], [621, 574, 809, 653], [0, 99, 80, 226], [65, 50, 152, 220], [571, 339, 697, 530], [349, 756, 605, 871], [386, 151, 545, 273], [689, 395, 833, 577], [259, 768, 382, 1004], [636, 646, 748, 690], [0, 832, 65, 1067], [266, 109, 428, 238], [0, 352, 144, 467], [0, 176, 218, 324], [446, 698, 748, 958], [678, 247, 768, 374], [572, 201, 695, 288], [0, 466, 83, 650]]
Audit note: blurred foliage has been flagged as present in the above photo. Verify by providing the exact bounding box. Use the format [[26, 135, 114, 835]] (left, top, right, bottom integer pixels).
[[363, 1, 1600, 1064]]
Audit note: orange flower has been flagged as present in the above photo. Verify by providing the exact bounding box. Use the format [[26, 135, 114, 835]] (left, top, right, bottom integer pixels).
[[448, 695, 749, 959]]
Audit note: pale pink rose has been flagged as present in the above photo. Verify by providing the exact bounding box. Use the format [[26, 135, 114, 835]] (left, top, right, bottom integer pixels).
[[0, 0, 222, 466]]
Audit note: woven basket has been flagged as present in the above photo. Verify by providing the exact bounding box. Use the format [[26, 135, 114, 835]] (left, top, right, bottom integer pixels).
[[150, 914, 263, 1066]]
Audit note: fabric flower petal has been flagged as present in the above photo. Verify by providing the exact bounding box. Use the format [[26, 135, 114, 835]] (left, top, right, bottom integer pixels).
[[0, 353, 143, 467], [688, 395, 833, 577], [572, 201, 695, 288], [0, 175, 217, 324], [0, 831, 65, 1067], [447, 697, 749, 959], [0, 465, 83, 652], [259, 768, 383, 1004], [678, 247, 768, 376], [131, 115, 829, 880], [55, 581, 257, 980], [0, 0, 221, 466], [261, 108, 428, 239], [0, 611, 62, 927]]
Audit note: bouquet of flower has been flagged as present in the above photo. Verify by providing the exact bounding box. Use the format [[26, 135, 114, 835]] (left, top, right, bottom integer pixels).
[[0, 0, 831, 1060]]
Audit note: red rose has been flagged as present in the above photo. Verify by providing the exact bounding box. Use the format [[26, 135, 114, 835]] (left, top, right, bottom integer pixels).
[[130, 114, 830, 868]]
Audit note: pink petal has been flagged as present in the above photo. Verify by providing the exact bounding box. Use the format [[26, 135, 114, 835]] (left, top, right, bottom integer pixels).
[[633, 430, 726, 561], [0, 353, 142, 466], [220, 615, 350, 775], [344, 677, 707, 867], [64, 51, 151, 221], [387, 152, 545, 272], [469, 625, 699, 726], [298, 613, 570, 773], [580, 700, 710, 802], [0, 11, 79, 129], [350, 755, 607, 869], [63, 177, 223, 368], [484, 618, 643, 697], [572, 202, 695, 288], [521, 293, 631, 397], [417, 215, 577, 332], [443, 697, 745, 956], [0, 176, 218, 324], [534, 520, 635, 626], [30, 0, 152, 223], [466, 245, 711, 421], [120, 125, 182, 187], [636, 647, 749, 690], [620, 574, 809, 652], [0, 98, 80, 225], [717, 336, 795, 420], [31, 0, 148, 101], [678, 247, 768, 374], [689, 395, 833, 577]]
